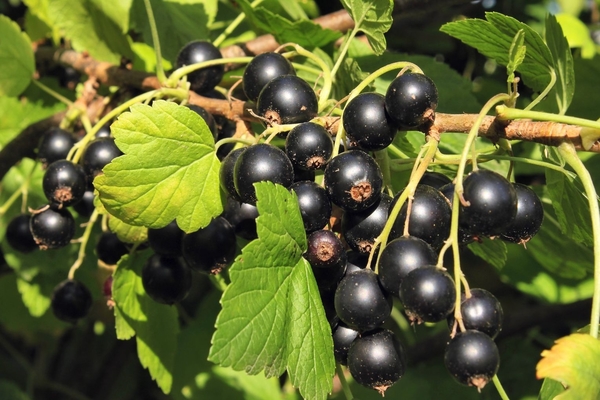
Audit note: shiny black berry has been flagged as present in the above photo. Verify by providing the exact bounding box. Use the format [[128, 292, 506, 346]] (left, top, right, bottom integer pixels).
[[30, 207, 76, 250], [186, 104, 218, 140], [176, 40, 224, 93], [37, 127, 77, 168], [324, 150, 383, 212], [332, 321, 360, 365], [399, 265, 455, 324], [500, 183, 544, 244], [243, 52, 296, 102], [81, 137, 123, 179], [71, 190, 96, 218], [5, 214, 37, 253], [334, 269, 391, 332], [384, 72, 438, 129], [378, 236, 437, 297], [96, 231, 129, 265], [290, 181, 331, 233], [182, 216, 236, 274], [222, 198, 259, 241], [43, 160, 87, 207], [390, 185, 451, 250], [220, 147, 246, 201], [285, 122, 333, 170], [342, 193, 391, 255], [444, 330, 500, 390], [347, 329, 405, 395], [147, 220, 185, 256], [51, 279, 93, 323], [461, 169, 517, 237], [343, 92, 398, 150], [233, 143, 294, 205], [305, 230, 346, 290], [257, 75, 318, 125], [345, 250, 368, 275], [419, 171, 452, 190], [447, 288, 503, 339], [142, 254, 192, 305]]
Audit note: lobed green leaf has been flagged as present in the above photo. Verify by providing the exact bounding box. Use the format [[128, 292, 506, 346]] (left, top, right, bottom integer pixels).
[[95, 100, 222, 233], [339, 0, 394, 55], [0, 15, 35, 97], [113, 249, 179, 393], [545, 14, 575, 115], [209, 182, 334, 400]]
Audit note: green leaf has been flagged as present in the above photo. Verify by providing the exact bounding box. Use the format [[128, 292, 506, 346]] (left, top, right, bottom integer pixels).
[[209, 182, 334, 400], [556, 13, 596, 59], [539, 378, 567, 400], [536, 334, 600, 400], [239, 4, 341, 49], [0, 380, 30, 400], [113, 249, 179, 393], [545, 14, 575, 115], [544, 168, 593, 246], [130, 0, 212, 63], [108, 217, 148, 244], [507, 29, 526, 84], [339, 0, 393, 55], [468, 238, 508, 271], [0, 97, 65, 148], [440, 12, 554, 93], [47, 0, 133, 64], [0, 15, 35, 97], [95, 100, 222, 233]]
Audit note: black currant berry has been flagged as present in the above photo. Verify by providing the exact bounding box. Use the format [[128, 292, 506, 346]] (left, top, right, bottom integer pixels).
[[51, 279, 93, 323], [222, 197, 259, 241], [334, 269, 391, 332], [345, 250, 368, 275], [461, 169, 517, 237], [95, 122, 112, 138], [71, 190, 96, 218], [96, 231, 129, 265], [243, 52, 296, 102], [342, 193, 391, 256], [233, 143, 294, 205], [80, 137, 123, 179], [447, 288, 503, 339], [384, 72, 438, 129], [37, 127, 77, 167], [186, 104, 218, 140], [419, 171, 452, 190], [176, 40, 224, 93], [390, 185, 452, 250], [290, 181, 332, 233], [500, 183, 544, 244], [43, 160, 87, 207], [343, 92, 398, 150], [148, 220, 185, 256], [305, 230, 346, 290], [30, 207, 76, 250], [324, 150, 383, 212], [347, 329, 405, 395], [285, 122, 333, 170], [378, 236, 437, 297], [220, 147, 246, 201], [332, 321, 360, 365], [142, 254, 192, 305], [399, 265, 455, 324], [444, 330, 500, 390], [5, 214, 37, 253], [182, 216, 236, 274], [257, 75, 318, 125]]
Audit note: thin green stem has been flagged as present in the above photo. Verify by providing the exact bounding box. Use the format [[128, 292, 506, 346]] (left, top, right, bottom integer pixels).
[[214, 137, 254, 153], [390, 306, 415, 345], [168, 57, 254, 86], [143, 0, 166, 83], [497, 105, 600, 132], [558, 142, 600, 339], [213, 0, 264, 46], [492, 375, 511, 400], [336, 364, 354, 400], [68, 209, 99, 280], [524, 68, 556, 112], [0, 162, 37, 215], [330, 28, 358, 79], [387, 143, 411, 159], [209, 274, 228, 292], [31, 80, 73, 106]]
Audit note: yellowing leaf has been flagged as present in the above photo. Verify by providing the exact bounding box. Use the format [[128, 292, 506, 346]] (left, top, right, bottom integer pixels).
[[536, 333, 600, 400]]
